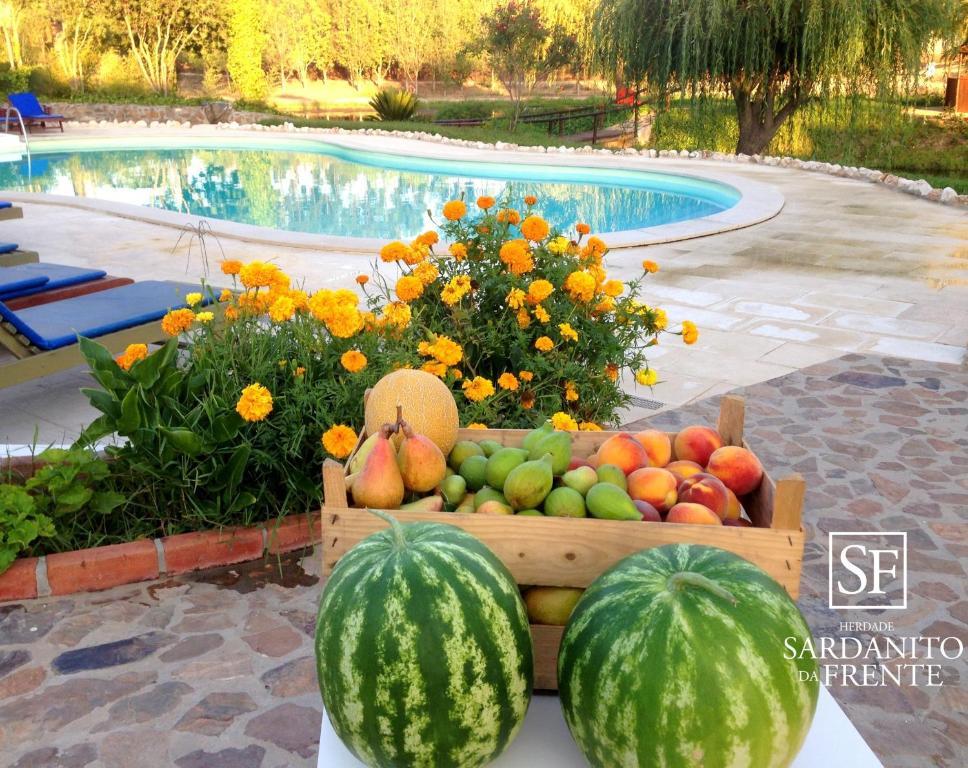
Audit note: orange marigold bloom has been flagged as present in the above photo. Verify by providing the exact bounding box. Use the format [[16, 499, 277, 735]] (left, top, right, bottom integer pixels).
[[564, 270, 596, 303], [321, 424, 357, 458], [576, 222, 590, 235], [551, 412, 578, 431], [380, 241, 411, 262], [496, 208, 521, 225], [535, 336, 554, 352], [516, 308, 531, 329], [218, 288, 233, 302], [413, 261, 439, 286], [356, 274, 369, 285], [441, 275, 471, 306], [450, 368, 462, 380], [449, 242, 467, 261], [533, 304, 550, 324], [395, 275, 424, 302], [524, 195, 537, 206], [239, 261, 283, 289], [236, 383, 273, 422], [442, 200, 467, 220], [605, 363, 619, 382], [415, 230, 439, 246], [642, 260, 659, 273], [268, 295, 296, 323], [498, 239, 534, 276], [294, 366, 306, 378], [579, 422, 602, 431], [477, 195, 495, 209], [341, 350, 367, 372], [565, 381, 579, 401], [520, 215, 550, 242], [506, 288, 527, 310], [424, 335, 463, 366], [519, 370, 534, 382], [559, 322, 578, 342], [498, 372, 519, 391], [421, 361, 448, 378], [682, 320, 699, 345], [462, 376, 495, 402], [115, 343, 148, 371], [220, 259, 243, 275], [603, 279, 624, 298], [466, 423, 487, 430], [161, 308, 194, 336], [380, 301, 411, 330], [225, 306, 238, 321], [527, 279, 553, 303], [586, 236, 607, 255], [521, 392, 535, 409]]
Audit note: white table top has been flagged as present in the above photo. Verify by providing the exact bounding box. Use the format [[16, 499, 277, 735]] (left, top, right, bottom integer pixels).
[[319, 685, 883, 767]]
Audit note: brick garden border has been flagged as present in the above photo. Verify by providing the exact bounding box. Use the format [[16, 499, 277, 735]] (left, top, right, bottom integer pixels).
[[0, 513, 321, 602]]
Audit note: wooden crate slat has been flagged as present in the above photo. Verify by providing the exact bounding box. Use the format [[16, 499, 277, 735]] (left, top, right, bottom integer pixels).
[[531, 624, 564, 691]]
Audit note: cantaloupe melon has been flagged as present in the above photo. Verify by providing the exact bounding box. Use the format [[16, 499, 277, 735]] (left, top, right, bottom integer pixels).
[[364, 369, 459, 454]]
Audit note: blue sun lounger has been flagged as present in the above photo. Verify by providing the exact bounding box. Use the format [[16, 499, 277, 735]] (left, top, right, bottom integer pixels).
[[6, 93, 66, 132], [0, 243, 39, 267], [0, 280, 211, 388], [0, 263, 107, 301], [0, 200, 23, 221]]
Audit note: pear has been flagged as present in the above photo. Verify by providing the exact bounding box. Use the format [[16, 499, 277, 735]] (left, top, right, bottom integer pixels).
[[503, 454, 554, 510], [397, 417, 447, 492], [351, 423, 405, 510], [521, 421, 554, 453], [400, 495, 444, 512], [529, 431, 572, 475], [348, 432, 379, 474]]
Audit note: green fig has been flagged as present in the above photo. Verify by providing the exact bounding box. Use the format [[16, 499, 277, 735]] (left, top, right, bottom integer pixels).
[[562, 466, 598, 496], [449, 440, 484, 471], [516, 509, 544, 516], [485, 447, 528, 490], [473, 486, 509, 510], [458, 454, 488, 491], [530, 431, 572, 475], [441, 475, 467, 506], [596, 463, 628, 491], [521, 421, 553, 453], [503, 454, 554, 510], [585, 483, 640, 520], [543, 486, 586, 517], [478, 439, 504, 457]]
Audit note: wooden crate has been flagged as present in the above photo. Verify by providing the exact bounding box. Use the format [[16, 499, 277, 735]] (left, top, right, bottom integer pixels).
[[321, 395, 804, 690]]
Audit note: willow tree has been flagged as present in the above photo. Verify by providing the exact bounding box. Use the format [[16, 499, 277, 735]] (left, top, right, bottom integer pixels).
[[595, 0, 957, 155]]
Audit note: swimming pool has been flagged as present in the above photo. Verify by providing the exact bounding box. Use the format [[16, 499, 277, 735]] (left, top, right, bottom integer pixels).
[[0, 138, 741, 240]]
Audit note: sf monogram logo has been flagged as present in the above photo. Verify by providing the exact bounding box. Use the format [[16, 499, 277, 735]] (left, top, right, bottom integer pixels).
[[828, 532, 907, 610]]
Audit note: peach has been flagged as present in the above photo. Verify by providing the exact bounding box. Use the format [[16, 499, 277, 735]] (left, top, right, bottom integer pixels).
[[666, 502, 722, 525], [596, 433, 649, 475], [706, 446, 763, 495], [633, 499, 662, 522], [666, 460, 704, 485], [568, 457, 592, 470], [677, 473, 729, 520], [673, 425, 723, 466], [724, 488, 743, 521], [724, 517, 752, 527], [633, 429, 672, 468], [627, 467, 678, 512]]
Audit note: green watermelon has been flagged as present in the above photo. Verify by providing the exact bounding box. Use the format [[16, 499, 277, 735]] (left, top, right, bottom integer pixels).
[[315, 511, 533, 768], [557, 544, 818, 768]]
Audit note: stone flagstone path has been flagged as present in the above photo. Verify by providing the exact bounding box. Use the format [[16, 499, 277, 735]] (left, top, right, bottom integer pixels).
[[1, 353, 965, 767]]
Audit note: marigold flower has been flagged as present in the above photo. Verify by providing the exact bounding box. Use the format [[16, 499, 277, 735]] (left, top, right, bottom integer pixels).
[[415, 230, 439, 246], [380, 241, 410, 262], [268, 296, 295, 323], [516, 308, 531, 328], [576, 222, 590, 235], [642, 260, 659, 273], [220, 259, 243, 275], [636, 369, 658, 387], [195, 311, 214, 324], [533, 304, 550, 323], [413, 261, 439, 286], [218, 288, 233, 302], [466, 423, 487, 430], [422, 361, 448, 378], [381, 301, 411, 330], [395, 275, 424, 302], [291, 366, 305, 378], [564, 270, 596, 303], [236, 383, 273, 422], [605, 363, 619, 382], [442, 199, 467, 220], [477, 195, 495, 210], [462, 376, 495, 402], [498, 372, 519, 391], [521, 392, 535, 409], [548, 236, 570, 255], [586, 236, 607, 255], [423, 335, 463, 366], [356, 274, 369, 285], [519, 370, 534, 382], [496, 208, 521, 225], [520, 215, 550, 242], [535, 336, 554, 352], [239, 261, 282, 289], [594, 297, 616, 314], [559, 322, 578, 342], [321, 424, 358, 458], [450, 368, 462, 380], [506, 288, 527, 310], [654, 308, 668, 331], [565, 381, 579, 401], [527, 279, 553, 303], [326, 305, 364, 338], [185, 292, 203, 307], [161, 308, 194, 336], [524, 195, 537, 206], [603, 280, 624, 298], [499, 239, 534, 275], [551, 412, 578, 431], [579, 422, 602, 431], [225, 306, 238, 321], [115, 343, 148, 371], [341, 350, 367, 372], [404, 241, 429, 265], [441, 275, 471, 306], [449, 242, 467, 261], [682, 320, 699, 345]]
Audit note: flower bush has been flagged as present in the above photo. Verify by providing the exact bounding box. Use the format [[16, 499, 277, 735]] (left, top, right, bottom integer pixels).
[[73, 196, 694, 529]]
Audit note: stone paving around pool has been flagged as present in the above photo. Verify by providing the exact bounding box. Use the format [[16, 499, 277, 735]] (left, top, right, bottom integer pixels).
[[1, 352, 964, 767]]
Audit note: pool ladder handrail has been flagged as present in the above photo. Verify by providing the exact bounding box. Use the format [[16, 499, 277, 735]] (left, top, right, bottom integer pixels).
[[3, 105, 31, 173]]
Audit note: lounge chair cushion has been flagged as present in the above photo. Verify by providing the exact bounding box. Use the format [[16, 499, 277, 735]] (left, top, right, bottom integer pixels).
[[0, 243, 18, 254], [7, 93, 64, 120], [0, 280, 211, 350], [0, 202, 11, 209], [0, 263, 107, 300]]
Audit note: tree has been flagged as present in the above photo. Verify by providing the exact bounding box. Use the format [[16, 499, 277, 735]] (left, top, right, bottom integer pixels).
[[476, 1, 569, 127], [226, 0, 268, 100], [45, 0, 104, 91], [329, 0, 385, 87], [385, 0, 435, 92], [595, 0, 959, 155], [0, 0, 24, 68]]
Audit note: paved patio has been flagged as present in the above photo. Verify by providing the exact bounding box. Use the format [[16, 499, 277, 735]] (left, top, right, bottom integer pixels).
[[1, 129, 966, 444], [1, 352, 965, 767]]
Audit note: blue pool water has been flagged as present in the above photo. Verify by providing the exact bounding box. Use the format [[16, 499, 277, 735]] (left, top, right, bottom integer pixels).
[[0, 141, 740, 239]]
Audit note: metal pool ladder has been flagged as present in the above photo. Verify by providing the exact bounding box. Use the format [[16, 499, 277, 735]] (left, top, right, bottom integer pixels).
[[3, 105, 31, 172]]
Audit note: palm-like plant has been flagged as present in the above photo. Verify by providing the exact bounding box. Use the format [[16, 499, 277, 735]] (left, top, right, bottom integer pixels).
[[369, 88, 419, 121]]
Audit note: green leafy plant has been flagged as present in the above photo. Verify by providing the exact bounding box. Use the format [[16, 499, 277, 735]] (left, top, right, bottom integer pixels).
[[0, 485, 54, 575], [25, 448, 126, 522], [369, 88, 419, 121]]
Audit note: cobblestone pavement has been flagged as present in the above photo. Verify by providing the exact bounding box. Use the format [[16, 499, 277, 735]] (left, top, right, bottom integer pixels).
[[1, 353, 965, 767]]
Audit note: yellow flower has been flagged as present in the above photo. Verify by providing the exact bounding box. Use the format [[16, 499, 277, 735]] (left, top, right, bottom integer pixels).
[[356, 274, 369, 285], [477, 195, 495, 209], [551, 412, 578, 431], [603, 280, 624, 298], [520, 215, 550, 242], [442, 199, 467, 220], [449, 242, 467, 261], [239, 261, 283, 289], [565, 381, 579, 401], [380, 241, 411, 263], [564, 270, 596, 302], [605, 363, 618, 382], [415, 230, 439, 246], [395, 275, 424, 302], [586, 236, 607, 256], [654, 308, 668, 331], [326, 305, 363, 338], [269, 296, 295, 323], [450, 368, 462, 379], [516, 308, 531, 329], [579, 422, 602, 431], [594, 297, 616, 314], [236, 383, 273, 422], [559, 323, 578, 342], [462, 376, 495, 402], [422, 335, 463, 366], [220, 259, 243, 275], [519, 370, 534, 382], [115, 343, 148, 371], [341, 350, 367, 372], [498, 372, 519, 391], [506, 288, 527, 310], [533, 304, 550, 324], [294, 366, 306, 378], [466, 423, 487, 430], [381, 301, 411, 330], [496, 208, 521, 225], [195, 311, 214, 324], [441, 275, 471, 306], [548, 236, 570, 255], [682, 320, 699, 345], [535, 336, 554, 352], [642, 260, 659, 273], [421, 360, 448, 378], [404, 241, 429, 265], [498, 239, 534, 276], [225, 306, 238, 321], [635, 369, 658, 387], [576, 222, 590, 235], [161, 308, 194, 336], [527, 279, 554, 303], [185, 292, 203, 307], [413, 261, 439, 286], [218, 289, 233, 302], [322, 424, 357, 458], [288, 290, 309, 311], [524, 195, 537, 206]]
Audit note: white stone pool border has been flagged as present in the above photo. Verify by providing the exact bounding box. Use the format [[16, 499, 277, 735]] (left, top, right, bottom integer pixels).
[[1, 125, 786, 253]]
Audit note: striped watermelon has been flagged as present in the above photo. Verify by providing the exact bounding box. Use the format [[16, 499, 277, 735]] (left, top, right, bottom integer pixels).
[[558, 544, 818, 768], [315, 512, 533, 768]]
